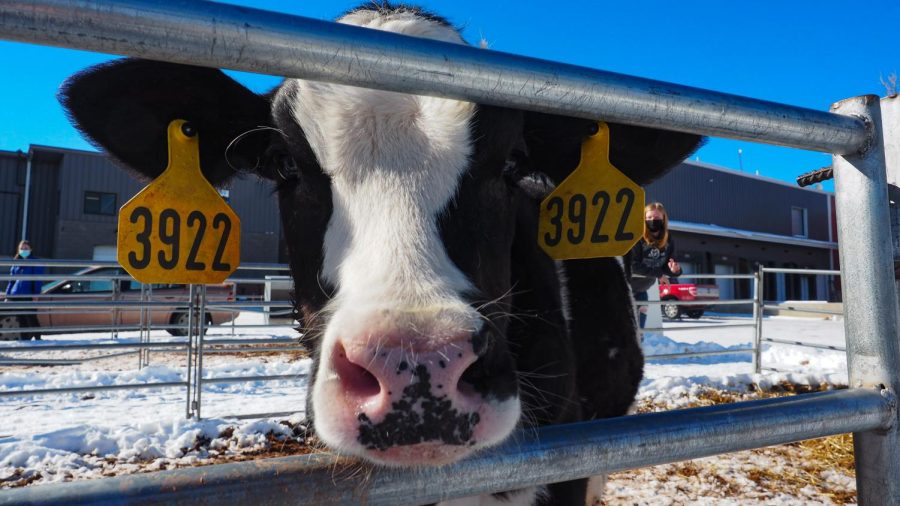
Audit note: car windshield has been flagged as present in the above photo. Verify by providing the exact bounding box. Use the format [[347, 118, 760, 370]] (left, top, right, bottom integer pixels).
[[40, 267, 103, 294]]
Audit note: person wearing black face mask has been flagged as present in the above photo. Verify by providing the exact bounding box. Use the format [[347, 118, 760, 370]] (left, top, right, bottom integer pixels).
[[626, 202, 682, 329]]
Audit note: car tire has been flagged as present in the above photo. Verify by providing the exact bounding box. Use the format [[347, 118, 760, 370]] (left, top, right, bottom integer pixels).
[[662, 299, 682, 320], [687, 310, 704, 319], [0, 314, 26, 341], [167, 312, 212, 337]]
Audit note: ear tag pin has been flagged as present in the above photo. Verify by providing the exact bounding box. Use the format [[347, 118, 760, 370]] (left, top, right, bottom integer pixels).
[[118, 119, 241, 284], [538, 122, 645, 260]]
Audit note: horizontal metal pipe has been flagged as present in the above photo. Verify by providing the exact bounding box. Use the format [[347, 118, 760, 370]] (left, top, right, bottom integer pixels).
[[202, 338, 297, 346], [0, 381, 187, 397], [760, 268, 841, 276], [762, 305, 843, 316], [0, 0, 868, 154], [0, 358, 84, 366], [0, 301, 186, 309], [641, 323, 756, 332], [672, 274, 757, 280], [763, 337, 846, 352], [0, 341, 188, 353], [200, 374, 306, 385], [200, 346, 302, 355], [645, 349, 752, 361], [215, 411, 301, 421], [636, 299, 755, 307], [0, 259, 289, 270], [0, 388, 888, 505]]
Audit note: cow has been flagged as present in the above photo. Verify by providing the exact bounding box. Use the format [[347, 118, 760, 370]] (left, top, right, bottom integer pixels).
[[59, 4, 701, 504]]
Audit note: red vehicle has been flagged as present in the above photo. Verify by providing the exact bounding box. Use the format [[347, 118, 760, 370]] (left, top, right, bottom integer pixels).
[[659, 280, 720, 320]]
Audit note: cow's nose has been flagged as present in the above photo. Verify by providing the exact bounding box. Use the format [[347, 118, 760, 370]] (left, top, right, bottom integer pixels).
[[331, 334, 484, 421]]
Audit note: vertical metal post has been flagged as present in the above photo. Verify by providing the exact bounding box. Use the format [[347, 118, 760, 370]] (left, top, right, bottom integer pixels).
[[138, 282, 146, 370], [194, 285, 207, 420], [20, 149, 32, 241], [752, 268, 763, 374], [145, 284, 153, 367], [832, 94, 900, 505], [111, 276, 120, 340], [185, 284, 195, 419]]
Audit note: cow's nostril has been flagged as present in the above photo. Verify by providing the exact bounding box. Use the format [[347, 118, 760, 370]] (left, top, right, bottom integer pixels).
[[333, 343, 381, 398], [457, 356, 488, 399]]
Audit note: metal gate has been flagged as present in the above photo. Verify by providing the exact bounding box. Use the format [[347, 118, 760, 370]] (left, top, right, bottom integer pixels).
[[0, 1, 897, 504]]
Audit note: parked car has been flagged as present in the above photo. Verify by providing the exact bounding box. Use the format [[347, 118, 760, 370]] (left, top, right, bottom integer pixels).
[[1, 266, 236, 340], [659, 280, 720, 320]]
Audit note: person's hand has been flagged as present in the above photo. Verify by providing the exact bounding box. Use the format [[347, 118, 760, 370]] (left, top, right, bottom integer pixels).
[[668, 258, 680, 273], [660, 275, 670, 286]]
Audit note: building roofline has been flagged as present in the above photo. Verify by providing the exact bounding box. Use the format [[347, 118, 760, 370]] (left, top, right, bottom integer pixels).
[[28, 144, 103, 157], [669, 219, 837, 250], [682, 160, 832, 196]]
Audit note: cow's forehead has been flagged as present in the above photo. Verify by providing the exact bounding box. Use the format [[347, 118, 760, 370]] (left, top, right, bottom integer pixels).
[[337, 6, 464, 45]]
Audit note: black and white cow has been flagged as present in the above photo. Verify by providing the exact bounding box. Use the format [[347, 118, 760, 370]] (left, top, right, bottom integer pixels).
[[60, 4, 701, 504]]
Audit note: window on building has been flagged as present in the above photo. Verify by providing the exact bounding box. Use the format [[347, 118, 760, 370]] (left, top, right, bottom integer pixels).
[[791, 207, 808, 238], [84, 191, 117, 216]]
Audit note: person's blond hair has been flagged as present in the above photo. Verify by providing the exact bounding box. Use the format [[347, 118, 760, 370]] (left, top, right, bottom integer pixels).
[[643, 202, 669, 249]]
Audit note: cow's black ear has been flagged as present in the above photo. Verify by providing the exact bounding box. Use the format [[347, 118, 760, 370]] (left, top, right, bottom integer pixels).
[[522, 112, 704, 185], [59, 58, 273, 186]]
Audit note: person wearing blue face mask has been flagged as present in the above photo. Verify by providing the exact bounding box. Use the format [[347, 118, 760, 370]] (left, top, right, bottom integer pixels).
[[626, 202, 682, 330], [3, 240, 46, 340]]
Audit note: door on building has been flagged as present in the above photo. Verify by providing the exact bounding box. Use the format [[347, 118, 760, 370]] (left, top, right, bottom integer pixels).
[[714, 264, 735, 301]]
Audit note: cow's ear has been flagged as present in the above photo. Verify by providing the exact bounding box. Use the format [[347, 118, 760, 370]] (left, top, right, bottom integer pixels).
[[522, 112, 704, 185], [59, 58, 273, 186]]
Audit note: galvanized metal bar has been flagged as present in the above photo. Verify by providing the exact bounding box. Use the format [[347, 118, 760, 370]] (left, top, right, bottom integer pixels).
[[0, 388, 888, 506], [199, 347, 303, 354], [831, 94, 900, 505], [761, 304, 844, 316], [752, 270, 762, 373], [644, 349, 751, 361], [0, 259, 290, 270], [202, 338, 297, 345], [671, 273, 757, 279], [199, 374, 306, 385], [640, 323, 755, 332], [0, 0, 867, 154], [215, 411, 301, 421], [195, 285, 207, 420], [185, 284, 195, 420], [635, 299, 755, 307], [0, 381, 187, 398], [759, 268, 841, 276], [763, 337, 846, 352], [0, 341, 188, 352]]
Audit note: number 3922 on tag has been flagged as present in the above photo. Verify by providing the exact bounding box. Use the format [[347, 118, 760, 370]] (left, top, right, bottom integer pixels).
[[537, 122, 645, 260], [117, 120, 240, 284]]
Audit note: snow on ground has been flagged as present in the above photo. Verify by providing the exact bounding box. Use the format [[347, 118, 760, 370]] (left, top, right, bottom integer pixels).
[[0, 312, 853, 504]]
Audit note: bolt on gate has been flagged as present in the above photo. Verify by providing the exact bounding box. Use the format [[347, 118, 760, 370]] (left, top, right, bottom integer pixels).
[[0, 1, 898, 504]]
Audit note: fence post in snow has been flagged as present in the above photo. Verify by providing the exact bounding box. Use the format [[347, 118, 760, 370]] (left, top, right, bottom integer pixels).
[[752, 268, 763, 374], [831, 94, 900, 506]]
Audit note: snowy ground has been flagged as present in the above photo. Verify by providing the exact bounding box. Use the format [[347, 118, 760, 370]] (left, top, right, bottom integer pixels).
[[0, 312, 853, 504]]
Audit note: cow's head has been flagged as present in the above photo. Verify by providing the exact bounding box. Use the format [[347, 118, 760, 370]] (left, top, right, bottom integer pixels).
[[60, 4, 701, 467]]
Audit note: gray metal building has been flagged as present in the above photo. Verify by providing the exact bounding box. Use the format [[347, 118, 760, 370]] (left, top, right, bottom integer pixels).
[[0, 146, 281, 264], [1, 146, 838, 302], [646, 161, 837, 301]]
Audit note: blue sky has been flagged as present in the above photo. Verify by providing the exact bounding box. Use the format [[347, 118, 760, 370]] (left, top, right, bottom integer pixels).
[[1, 0, 898, 192]]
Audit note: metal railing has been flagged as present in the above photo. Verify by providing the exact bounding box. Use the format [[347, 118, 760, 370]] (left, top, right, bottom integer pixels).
[[0, 1, 896, 504], [634, 269, 845, 373], [0, 260, 305, 420]]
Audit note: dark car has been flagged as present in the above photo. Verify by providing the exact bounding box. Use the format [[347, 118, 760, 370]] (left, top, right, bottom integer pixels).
[[1, 266, 235, 340]]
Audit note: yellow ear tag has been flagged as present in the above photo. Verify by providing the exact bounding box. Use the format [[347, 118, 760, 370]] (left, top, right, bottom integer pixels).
[[118, 120, 241, 284], [538, 122, 645, 260]]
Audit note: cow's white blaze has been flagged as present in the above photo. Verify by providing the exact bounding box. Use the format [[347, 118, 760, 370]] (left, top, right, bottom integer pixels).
[[275, 9, 520, 463]]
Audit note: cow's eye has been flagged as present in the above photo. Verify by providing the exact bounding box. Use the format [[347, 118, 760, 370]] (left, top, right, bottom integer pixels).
[[502, 149, 554, 199]]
